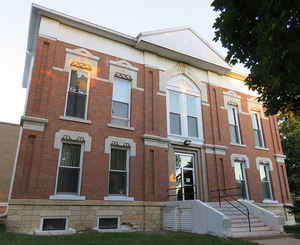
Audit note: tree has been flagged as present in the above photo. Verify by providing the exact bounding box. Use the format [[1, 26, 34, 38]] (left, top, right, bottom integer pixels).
[[211, 0, 300, 115], [278, 113, 300, 194]]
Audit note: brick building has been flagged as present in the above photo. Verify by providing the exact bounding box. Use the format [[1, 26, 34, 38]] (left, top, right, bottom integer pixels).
[[7, 4, 293, 235]]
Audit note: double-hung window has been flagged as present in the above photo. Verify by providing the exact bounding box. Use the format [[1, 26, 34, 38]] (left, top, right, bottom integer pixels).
[[234, 161, 249, 199], [65, 69, 89, 119], [169, 91, 182, 135], [251, 112, 264, 147], [168, 91, 201, 138], [259, 164, 273, 200], [56, 143, 82, 194], [228, 106, 241, 144], [109, 148, 129, 196], [111, 78, 131, 127], [187, 95, 199, 137]]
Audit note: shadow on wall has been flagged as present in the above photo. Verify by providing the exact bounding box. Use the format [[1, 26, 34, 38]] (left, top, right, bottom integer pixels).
[[0, 122, 19, 205]]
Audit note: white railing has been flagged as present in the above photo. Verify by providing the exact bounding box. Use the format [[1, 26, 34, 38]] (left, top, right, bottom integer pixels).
[[163, 200, 231, 237], [240, 200, 284, 232]]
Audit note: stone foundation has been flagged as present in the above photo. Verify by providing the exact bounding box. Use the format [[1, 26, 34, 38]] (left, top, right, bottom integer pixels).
[[257, 202, 295, 224], [7, 199, 165, 233]]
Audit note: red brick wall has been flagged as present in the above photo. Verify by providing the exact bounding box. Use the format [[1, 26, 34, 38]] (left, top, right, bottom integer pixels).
[[12, 36, 290, 204]]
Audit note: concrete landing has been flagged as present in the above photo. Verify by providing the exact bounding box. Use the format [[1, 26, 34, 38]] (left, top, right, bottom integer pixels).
[[252, 237, 300, 245]]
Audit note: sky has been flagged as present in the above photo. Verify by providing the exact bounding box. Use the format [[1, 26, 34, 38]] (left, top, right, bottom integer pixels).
[[0, 0, 248, 124]]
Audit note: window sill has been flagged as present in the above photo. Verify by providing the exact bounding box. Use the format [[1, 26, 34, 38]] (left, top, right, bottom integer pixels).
[[230, 143, 246, 148], [263, 199, 278, 204], [107, 123, 134, 131], [255, 146, 269, 151], [104, 195, 134, 201], [93, 227, 133, 232], [34, 228, 76, 235], [49, 195, 86, 201], [59, 116, 92, 124]]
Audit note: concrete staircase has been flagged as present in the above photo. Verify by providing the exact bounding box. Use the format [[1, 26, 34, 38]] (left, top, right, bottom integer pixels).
[[209, 202, 283, 238]]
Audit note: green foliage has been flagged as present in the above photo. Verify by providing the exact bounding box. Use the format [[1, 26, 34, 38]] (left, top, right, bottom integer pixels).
[[284, 225, 300, 239], [211, 0, 300, 115], [278, 113, 300, 194], [0, 232, 260, 245]]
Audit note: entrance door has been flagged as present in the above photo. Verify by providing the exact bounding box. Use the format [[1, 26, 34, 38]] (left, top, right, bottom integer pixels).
[[234, 161, 249, 199], [175, 153, 196, 200]]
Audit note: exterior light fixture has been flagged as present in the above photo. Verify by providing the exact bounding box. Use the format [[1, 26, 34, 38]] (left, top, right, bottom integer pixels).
[[183, 139, 192, 145]]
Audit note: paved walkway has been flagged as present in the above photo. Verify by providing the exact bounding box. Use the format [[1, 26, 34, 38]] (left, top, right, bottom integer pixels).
[[254, 237, 300, 245]]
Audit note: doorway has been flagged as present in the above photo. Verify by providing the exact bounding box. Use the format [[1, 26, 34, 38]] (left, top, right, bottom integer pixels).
[[175, 152, 196, 200]]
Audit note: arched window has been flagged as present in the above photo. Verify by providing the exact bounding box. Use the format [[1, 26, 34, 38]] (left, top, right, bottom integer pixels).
[[166, 75, 203, 142]]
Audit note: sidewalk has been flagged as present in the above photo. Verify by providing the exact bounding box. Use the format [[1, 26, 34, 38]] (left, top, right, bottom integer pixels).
[[254, 237, 300, 245]]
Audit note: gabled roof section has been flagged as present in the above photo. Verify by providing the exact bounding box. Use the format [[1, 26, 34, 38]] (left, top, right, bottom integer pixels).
[[136, 26, 231, 73], [23, 5, 233, 88]]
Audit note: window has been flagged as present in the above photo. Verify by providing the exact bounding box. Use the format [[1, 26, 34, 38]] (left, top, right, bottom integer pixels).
[[228, 106, 241, 144], [65, 69, 89, 119], [259, 164, 273, 200], [42, 218, 67, 231], [111, 78, 131, 127], [168, 91, 201, 138], [251, 112, 264, 147], [169, 92, 181, 135], [56, 143, 82, 194], [234, 161, 249, 199], [98, 217, 119, 230], [109, 148, 129, 195]]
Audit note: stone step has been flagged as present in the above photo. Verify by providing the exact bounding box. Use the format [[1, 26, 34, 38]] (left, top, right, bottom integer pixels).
[[230, 230, 283, 238], [231, 218, 261, 224], [231, 221, 265, 228], [231, 225, 272, 233]]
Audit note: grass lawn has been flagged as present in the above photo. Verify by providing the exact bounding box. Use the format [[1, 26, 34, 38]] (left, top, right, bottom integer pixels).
[[0, 231, 260, 245], [284, 224, 300, 240]]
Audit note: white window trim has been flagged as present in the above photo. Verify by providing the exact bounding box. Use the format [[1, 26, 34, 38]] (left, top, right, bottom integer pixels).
[[228, 105, 242, 144], [233, 160, 250, 200], [63, 68, 91, 120], [35, 217, 76, 235], [251, 111, 265, 148], [107, 146, 130, 197], [93, 215, 126, 232], [111, 77, 132, 128], [258, 161, 274, 201], [53, 141, 85, 198], [231, 154, 250, 200], [166, 89, 204, 143]]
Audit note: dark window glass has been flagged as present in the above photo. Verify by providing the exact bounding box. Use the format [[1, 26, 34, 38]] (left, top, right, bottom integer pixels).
[[66, 69, 88, 119], [254, 129, 263, 147], [98, 218, 118, 229], [187, 116, 198, 137], [170, 113, 181, 135], [60, 144, 81, 167], [260, 165, 272, 199], [57, 168, 80, 193], [109, 149, 127, 195], [42, 218, 66, 231], [228, 107, 241, 144], [109, 172, 127, 195], [229, 125, 239, 144], [111, 149, 127, 170], [112, 101, 129, 119], [57, 144, 81, 194]]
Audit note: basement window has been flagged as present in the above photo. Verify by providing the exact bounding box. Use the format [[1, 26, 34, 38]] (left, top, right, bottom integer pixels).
[[98, 216, 119, 230], [42, 217, 67, 231]]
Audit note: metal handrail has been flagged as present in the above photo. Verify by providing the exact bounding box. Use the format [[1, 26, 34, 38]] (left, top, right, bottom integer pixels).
[[210, 187, 251, 232]]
